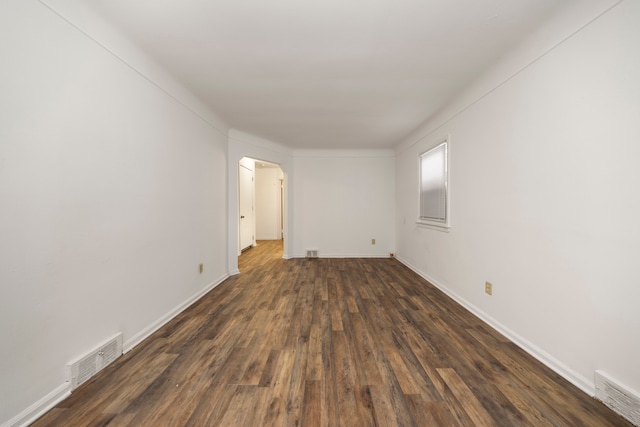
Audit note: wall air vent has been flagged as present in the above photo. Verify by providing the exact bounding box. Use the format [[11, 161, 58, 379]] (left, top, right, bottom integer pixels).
[[68, 333, 123, 391], [306, 249, 319, 258], [595, 370, 640, 426]]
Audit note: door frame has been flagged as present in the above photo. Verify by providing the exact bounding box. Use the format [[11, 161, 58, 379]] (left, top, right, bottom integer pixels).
[[238, 160, 255, 252]]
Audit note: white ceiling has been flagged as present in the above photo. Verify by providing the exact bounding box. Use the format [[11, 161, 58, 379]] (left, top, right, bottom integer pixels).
[[84, 0, 577, 149]]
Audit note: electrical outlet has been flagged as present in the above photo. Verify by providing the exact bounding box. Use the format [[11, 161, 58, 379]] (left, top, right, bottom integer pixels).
[[371, 238, 376, 245], [485, 281, 493, 295], [199, 263, 204, 274]]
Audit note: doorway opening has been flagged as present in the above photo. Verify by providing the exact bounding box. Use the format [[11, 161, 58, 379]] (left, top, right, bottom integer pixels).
[[238, 157, 284, 268]]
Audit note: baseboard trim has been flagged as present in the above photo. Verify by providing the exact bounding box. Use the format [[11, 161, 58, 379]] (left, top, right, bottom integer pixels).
[[1, 383, 70, 427], [123, 273, 229, 353], [395, 255, 594, 396], [293, 254, 393, 259]]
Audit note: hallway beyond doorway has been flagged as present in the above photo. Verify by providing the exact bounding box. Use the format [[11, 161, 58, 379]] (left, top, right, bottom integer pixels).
[[238, 239, 283, 272]]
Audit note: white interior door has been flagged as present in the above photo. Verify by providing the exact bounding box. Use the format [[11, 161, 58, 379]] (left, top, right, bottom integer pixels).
[[239, 164, 254, 251]]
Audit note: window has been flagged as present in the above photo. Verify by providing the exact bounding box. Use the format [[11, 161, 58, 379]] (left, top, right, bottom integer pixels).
[[418, 138, 449, 230]]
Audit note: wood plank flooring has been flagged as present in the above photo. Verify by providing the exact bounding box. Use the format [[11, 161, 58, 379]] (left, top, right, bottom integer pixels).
[[32, 240, 632, 426]]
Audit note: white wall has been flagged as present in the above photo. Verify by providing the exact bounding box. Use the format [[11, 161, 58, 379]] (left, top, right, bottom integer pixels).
[[395, 0, 640, 396], [256, 167, 284, 240], [0, 1, 229, 425], [293, 150, 395, 258], [229, 139, 396, 266]]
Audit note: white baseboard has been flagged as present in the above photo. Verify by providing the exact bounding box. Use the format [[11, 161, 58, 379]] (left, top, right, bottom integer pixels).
[[124, 274, 229, 352], [395, 255, 595, 396], [1, 383, 70, 427], [2, 274, 230, 427], [292, 253, 393, 259]]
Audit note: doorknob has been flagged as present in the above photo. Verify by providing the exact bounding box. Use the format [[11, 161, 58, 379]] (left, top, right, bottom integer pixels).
[[240, 215, 245, 219]]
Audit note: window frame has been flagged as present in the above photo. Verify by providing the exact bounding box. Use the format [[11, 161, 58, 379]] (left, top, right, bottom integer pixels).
[[417, 136, 450, 231]]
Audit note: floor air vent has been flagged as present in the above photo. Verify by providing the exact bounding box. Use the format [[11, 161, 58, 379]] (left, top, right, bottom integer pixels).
[[68, 333, 123, 391], [595, 370, 640, 426], [306, 249, 318, 258]]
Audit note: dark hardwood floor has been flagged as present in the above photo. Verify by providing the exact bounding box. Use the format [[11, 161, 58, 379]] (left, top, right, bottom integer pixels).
[[32, 240, 631, 426]]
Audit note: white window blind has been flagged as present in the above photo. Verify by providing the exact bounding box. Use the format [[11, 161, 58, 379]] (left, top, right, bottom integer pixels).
[[419, 141, 448, 223]]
